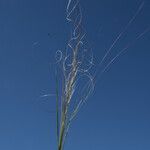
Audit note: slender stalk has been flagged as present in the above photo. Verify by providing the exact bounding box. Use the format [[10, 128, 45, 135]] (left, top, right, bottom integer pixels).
[[55, 70, 59, 148]]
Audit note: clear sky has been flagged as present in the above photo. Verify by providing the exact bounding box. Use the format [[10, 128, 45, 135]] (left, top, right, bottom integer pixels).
[[0, 0, 150, 150]]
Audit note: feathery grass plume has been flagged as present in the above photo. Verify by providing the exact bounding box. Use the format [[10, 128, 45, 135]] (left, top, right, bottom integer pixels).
[[55, 0, 94, 150], [54, 1, 149, 150]]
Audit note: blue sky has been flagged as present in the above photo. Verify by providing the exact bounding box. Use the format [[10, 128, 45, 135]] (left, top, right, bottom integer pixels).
[[0, 0, 150, 150]]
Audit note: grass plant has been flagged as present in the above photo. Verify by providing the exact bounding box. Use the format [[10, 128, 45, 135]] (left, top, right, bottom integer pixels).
[[53, 1, 149, 150]]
